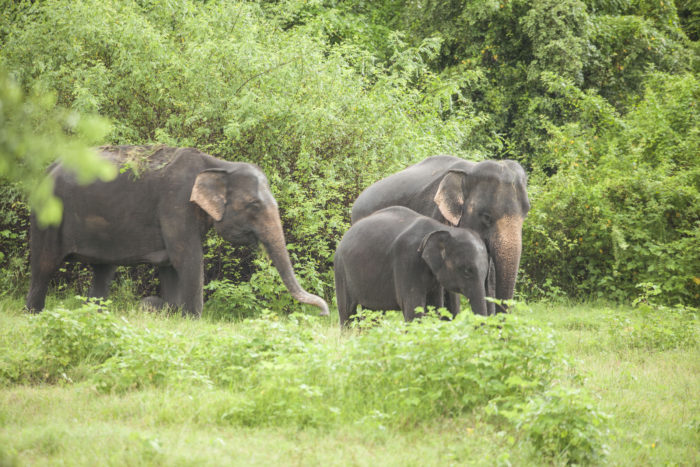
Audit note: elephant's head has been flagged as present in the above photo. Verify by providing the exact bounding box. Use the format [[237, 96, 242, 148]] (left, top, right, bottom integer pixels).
[[419, 229, 489, 316], [433, 160, 530, 312], [190, 164, 329, 316]]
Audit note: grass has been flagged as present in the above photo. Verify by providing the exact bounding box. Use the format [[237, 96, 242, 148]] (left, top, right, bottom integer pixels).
[[0, 297, 698, 466], [526, 302, 700, 465]]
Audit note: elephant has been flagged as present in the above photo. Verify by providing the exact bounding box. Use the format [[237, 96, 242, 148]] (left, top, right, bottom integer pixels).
[[351, 155, 530, 314], [25, 145, 329, 317], [334, 206, 489, 327]]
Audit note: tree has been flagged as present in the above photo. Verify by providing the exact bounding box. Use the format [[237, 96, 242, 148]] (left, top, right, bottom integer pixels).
[[0, 68, 115, 226]]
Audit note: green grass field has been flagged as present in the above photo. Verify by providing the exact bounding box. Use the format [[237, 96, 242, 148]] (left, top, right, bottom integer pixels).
[[0, 297, 698, 466]]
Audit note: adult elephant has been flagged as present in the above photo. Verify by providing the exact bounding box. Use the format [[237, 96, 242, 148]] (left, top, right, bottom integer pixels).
[[351, 155, 529, 314], [26, 145, 329, 317]]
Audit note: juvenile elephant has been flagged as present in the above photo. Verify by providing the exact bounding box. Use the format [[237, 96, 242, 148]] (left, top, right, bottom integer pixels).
[[334, 206, 489, 327], [26, 145, 329, 317], [351, 155, 530, 313]]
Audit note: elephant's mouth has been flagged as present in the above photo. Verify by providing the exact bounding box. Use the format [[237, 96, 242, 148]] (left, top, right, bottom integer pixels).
[[228, 230, 259, 247]]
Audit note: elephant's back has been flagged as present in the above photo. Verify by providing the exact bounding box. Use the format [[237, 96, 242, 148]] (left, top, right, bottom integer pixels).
[[341, 206, 435, 254], [99, 145, 180, 172], [351, 155, 475, 223], [50, 145, 179, 187]]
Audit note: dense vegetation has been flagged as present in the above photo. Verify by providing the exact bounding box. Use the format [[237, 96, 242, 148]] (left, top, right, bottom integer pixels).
[[0, 0, 697, 307], [0, 299, 698, 465]]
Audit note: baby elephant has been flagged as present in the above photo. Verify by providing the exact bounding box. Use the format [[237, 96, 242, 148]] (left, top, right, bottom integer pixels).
[[334, 206, 489, 327]]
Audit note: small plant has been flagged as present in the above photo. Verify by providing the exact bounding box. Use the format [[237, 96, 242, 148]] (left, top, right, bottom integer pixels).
[[204, 278, 259, 320], [31, 298, 130, 379], [94, 329, 213, 393], [507, 386, 611, 465]]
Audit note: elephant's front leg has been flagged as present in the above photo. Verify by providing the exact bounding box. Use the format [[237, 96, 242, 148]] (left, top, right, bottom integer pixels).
[[400, 295, 428, 322], [445, 292, 461, 318], [398, 285, 430, 322], [171, 259, 204, 318], [140, 266, 182, 312], [396, 269, 434, 322], [163, 241, 204, 317]]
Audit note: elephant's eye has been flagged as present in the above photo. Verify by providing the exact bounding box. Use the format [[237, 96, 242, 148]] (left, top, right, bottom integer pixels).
[[479, 212, 493, 227], [246, 200, 262, 212]]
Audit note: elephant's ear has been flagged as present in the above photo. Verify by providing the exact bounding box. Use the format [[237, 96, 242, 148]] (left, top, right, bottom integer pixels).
[[190, 169, 228, 221], [434, 170, 468, 226], [419, 230, 451, 274]]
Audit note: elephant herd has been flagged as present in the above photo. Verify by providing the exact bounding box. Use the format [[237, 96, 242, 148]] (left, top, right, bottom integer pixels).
[[26, 146, 530, 327]]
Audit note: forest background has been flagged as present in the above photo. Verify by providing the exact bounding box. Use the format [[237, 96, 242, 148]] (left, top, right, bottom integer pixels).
[[0, 0, 698, 309]]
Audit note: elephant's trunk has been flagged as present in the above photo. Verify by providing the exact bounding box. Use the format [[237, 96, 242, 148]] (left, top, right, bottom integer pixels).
[[466, 285, 488, 316], [490, 215, 523, 313], [256, 207, 330, 316]]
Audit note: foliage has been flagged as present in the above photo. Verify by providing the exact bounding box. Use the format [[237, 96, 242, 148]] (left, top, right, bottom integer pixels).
[[1, 300, 697, 465], [31, 299, 129, 378], [0, 184, 29, 297], [504, 386, 611, 465], [0, 0, 467, 302], [0, 68, 115, 226], [521, 71, 699, 304], [0, 300, 612, 462], [0, 0, 697, 306]]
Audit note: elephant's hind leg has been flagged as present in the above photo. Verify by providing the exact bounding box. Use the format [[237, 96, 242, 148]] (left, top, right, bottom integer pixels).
[[89, 264, 117, 299], [139, 266, 181, 313], [26, 225, 64, 312], [158, 266, 181, 306], [26, 253, 63, 313]]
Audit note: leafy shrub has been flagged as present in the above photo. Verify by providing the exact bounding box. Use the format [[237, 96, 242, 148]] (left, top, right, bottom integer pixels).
[[0, 0, 467, 307], [0, 184, 29, 298], [94, 329, 213, 393], [504, 386, 610, 465], [0, 67, 115, 226], [31, 299, 129, 378], [204, 255, 329, 319], [337, 312, 562, 425], [1, 0, 697, 309], [521, 71, 700, 305]]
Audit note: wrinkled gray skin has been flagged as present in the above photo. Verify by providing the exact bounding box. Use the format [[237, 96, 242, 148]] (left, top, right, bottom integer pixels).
[[26, 145, 329, 317], [351, 155, 529, 314], [335, 206, 489, 327]]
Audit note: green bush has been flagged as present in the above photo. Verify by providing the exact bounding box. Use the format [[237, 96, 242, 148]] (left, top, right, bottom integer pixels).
[[0, 184, 29, 298], [521, 71, 700, 305], [95, 329, 213, 393], [0, 68, 115, 226], [30, 299, 131, 380], [0, 0, 467, 305], [337, 311, 562, 425], [505, 386, 611, 465]]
